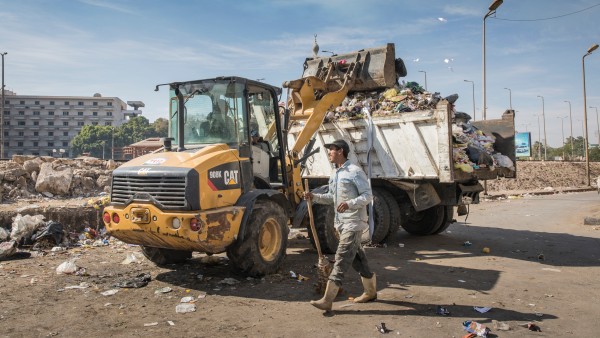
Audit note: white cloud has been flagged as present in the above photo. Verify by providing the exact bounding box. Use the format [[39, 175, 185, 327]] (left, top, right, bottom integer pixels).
[[438, 17, 447, 22], [77, 0, 137, 15]]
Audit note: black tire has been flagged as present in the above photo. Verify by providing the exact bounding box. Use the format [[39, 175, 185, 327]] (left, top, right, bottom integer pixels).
[[378, 188, 402, 242], [401, 205, 445, 235], [431, 206, 454, 235], [141, 246, 192, 266], [307, 203, 339, 255], [363, 189, 391, 244], [226, 199, 288, 277]]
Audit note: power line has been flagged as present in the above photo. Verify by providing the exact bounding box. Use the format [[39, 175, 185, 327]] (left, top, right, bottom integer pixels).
[[493, 3, 600, 21]]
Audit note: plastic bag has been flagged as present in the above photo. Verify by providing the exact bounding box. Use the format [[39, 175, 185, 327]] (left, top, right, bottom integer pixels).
[[10, 214, 46, 243], [56, 260, 78, 274], [463, 320, 490, 337]]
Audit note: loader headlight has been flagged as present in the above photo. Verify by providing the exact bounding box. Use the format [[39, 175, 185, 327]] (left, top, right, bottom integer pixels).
[[171, 217, 182, 229]]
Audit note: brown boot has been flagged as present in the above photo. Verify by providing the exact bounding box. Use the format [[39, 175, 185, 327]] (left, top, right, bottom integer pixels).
[[310, 280, 339, 312], [353, 273, 377, 303]]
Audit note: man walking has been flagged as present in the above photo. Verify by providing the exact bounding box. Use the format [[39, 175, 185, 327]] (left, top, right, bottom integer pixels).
[[304, 139, 376, 312]]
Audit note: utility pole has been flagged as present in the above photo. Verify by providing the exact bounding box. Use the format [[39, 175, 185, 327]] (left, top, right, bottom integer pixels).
[[564, 100, 574, 160], [1, 52, 7, 159]]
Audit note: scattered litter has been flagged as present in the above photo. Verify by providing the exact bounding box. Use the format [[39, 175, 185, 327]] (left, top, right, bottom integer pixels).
[[538, 254, 545, 260], [56, 260, 79, 274], [114, 273, 151, 288], [492, 320, 510, 331], [463, 320, 490, 337], [404, 294, 414, 299], [376, 322, 391, 334], [523, 323, 542, 332], [120, 253, 138, 265], [0, 226, 9, 241], [10, 214, 45, 243], [535, 312, 543, 317], [288, 228, 305, 239], [437, 305, 451, 316], [167, 321, 175, 326], [545, 294, 553, 298], [197, 292, 207, 299], [218, 277, 240, 285], [481, 247, 490, 254], [463, 241, 472, 247], [31, 221, 65, 250], [180, 296, 195, 303], [473, 306, 492, 313], [155, 287, 173, 294], [339, 303, 355, 308], [458, 279, 466, 283], [51, 247, 66, 252], [144, 322, 158, 327], [435, 321, 442, 328], [101, 289, 119, 296], [196, 274, 204, 281], [542, 268, 561, 272], [289, 271, 297, 279], [175, 303, 196, 313], [0, 241, 17, 260], [64, 282, 90, 290], [398, 243, 405, 248]]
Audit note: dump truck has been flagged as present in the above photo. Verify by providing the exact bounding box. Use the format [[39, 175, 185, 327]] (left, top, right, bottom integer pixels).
[[102, 44, 400, 276]]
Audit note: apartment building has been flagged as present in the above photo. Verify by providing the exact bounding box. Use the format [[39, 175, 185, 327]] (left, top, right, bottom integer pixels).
[[1, 91, 142, 158]]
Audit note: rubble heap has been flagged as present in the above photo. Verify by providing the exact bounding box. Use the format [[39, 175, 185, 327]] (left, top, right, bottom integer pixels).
[[0, 155, 118, 202]]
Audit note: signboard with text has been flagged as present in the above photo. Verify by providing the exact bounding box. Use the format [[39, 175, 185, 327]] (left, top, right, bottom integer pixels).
[[515, 132, 531, 157]]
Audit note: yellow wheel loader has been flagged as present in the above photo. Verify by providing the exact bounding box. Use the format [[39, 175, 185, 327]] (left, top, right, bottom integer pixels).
[[103, 44, 399, 276]]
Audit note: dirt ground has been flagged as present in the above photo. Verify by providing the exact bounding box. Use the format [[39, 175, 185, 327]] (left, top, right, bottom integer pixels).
[[1, 191, 600, 337]]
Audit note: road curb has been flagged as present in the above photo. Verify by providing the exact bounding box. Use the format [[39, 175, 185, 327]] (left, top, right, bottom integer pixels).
[[482, 187, 597, 200]]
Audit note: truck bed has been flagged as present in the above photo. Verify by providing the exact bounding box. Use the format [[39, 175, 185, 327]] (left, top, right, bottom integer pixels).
[[288, 101, 515, 183]]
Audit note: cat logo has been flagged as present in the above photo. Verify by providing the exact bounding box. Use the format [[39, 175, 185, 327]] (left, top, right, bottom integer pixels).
[[223, 170, 239, 186], [137, 168, 152, 176], [207, 163, 241, 191]]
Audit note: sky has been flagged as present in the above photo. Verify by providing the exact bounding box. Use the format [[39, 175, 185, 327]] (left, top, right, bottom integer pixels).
[[2, 0, 600, 148]]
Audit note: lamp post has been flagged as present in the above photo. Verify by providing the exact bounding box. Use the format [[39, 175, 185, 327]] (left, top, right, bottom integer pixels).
[[536, 114, 542, 160], [483, 0, 503, 120], [578, 119, 586, 158], [564, 100, 574, 160], [536, 95, 547, 160], [418, 70, 427, 91], [504, 87, 512, 110], [556, 116, 568, 160], [582, 43, 598, 186], [464, 80, 476, 120], [590, 106, 600, 147], [1, 52, 7, 159]]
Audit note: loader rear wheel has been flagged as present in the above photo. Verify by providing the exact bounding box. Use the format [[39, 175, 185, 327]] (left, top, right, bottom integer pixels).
[[362, 189, 391, 244], [141, 246, 192, 266], [430, 206, 454, 235], [401, 205, 445, 236], [307, 203, 338, 255], [227, 199, 288, 277]]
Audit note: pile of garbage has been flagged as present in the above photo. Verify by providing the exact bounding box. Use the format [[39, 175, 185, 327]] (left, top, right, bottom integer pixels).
[[318, 81, 513, 173], [0, 155, 118, 202]]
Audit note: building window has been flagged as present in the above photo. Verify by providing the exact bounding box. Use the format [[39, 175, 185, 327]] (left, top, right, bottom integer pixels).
[[35, 101, 40, 105], [48, 132, 54, 136], [106, 111, 113, 116], [62, 142, 69, 147], [18, 121, 25, 126], [63, 111, 69, 116], [64, 101, 69, 105], [78, 101, 84, 106], [93, 102, 98, 106], [105, 121, 112, 126], [3, 110, 9, 115], [48, 121, 54, 126], [3, 131, 7, 136], [48, 142, 54, 147], [63, 132, 68, 136], [33, 141, 38, 147], [33, 121, 39, 126], [78, 111, 83, 116], [17, 141, 23, 147], [4, 121, 10, 126], [77, 121, 84, 126], [33, 111, 40, 116], [107, 102, 112, 106], [63, 121, 68, 126], [4, 100, 8, 104], [18, 111, 24, 115], [92, 111, 98, 116], [33, 131, 38, 136], [48, 111, 54, 115], [18, 131, 24, 136], [20, 100, 25, 105], [92, 122, 98, 126], [3, 141, 8, 147], [49, 101, 55, 105]]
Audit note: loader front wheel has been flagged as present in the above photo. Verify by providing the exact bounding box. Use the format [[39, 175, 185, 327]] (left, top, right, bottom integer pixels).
[[141, 246, 192, 266], [227, 199, 288, 277]]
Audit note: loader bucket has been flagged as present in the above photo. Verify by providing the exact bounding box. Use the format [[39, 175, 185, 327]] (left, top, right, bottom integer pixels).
[[302, 43, 398, 92]]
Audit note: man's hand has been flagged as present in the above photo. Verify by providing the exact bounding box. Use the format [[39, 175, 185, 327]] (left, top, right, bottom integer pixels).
[[304, 191, 314, 200], [337, 202, 349, 213]]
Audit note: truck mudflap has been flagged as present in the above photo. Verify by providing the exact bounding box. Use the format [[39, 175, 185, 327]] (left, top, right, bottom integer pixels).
[[104, 203, 245, 253]]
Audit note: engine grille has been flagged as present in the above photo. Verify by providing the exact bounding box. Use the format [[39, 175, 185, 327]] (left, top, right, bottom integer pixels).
[[111, 175, 187, 208]]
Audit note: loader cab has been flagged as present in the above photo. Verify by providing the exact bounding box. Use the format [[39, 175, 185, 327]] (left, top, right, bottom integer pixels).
[[168, 77, 286, 189]]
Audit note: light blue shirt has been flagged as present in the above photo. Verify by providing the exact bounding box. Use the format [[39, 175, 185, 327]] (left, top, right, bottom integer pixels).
[[313, 160, 373, 232]]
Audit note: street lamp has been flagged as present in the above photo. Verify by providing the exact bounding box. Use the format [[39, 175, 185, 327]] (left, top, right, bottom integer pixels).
[[556, 116, 568, 160], [589, 106, 599, 147], [537, 95, 547, 160], [535, 114, 542, 160], [564, 100, 574, 160], [483, 0, 503, 120], [503, 87, 512, 110], [1, 52, 7, 159], [418, 70, 427, 91], [582, 43, 598, 186], [464, 80, 476, 120]]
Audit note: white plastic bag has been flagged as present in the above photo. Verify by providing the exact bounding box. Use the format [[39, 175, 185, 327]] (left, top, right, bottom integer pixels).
[[56, 260, 78, 274], [10, 214, 45, 242]]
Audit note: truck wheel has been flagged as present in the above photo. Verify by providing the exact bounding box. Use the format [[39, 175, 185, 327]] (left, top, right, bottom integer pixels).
[[431, 206, 454, 235], [364, 189, 391, 244], [141, 246, 192, 266], [377, 188, 401, 242], [401, 205, 445, 236], [307, 203, 339, 255], [227, 199, 288, 277]]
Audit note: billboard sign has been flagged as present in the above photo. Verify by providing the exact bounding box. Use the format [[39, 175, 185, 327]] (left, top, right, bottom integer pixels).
[[515, 132, 531, 157]]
